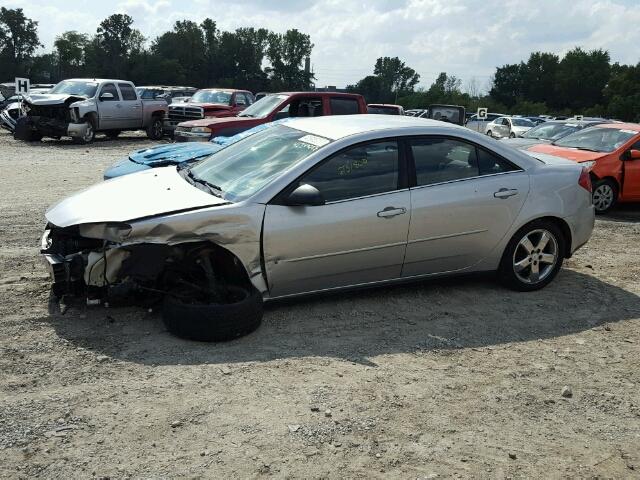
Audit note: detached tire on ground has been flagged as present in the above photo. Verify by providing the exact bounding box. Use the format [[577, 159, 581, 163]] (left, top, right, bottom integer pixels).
[[162, 285, 263, 342]]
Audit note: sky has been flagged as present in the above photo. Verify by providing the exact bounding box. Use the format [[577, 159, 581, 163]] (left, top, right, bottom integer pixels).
[[4, 0, 640, 91]]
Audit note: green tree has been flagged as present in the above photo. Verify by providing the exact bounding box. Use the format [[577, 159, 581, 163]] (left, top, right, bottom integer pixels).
[[346, 75, 386, 103], [604, 62, 640, 121], [521, 52, 559, 105], [152, 20, 206, 85], [266, 29, 314, 90], [489, 63, 524, 108], [87, 14, 145, 78], [54, 31, 89, 79], [555, 47, 610, 111], [373, 56, 420, 102], [0, 7, 41, 78]]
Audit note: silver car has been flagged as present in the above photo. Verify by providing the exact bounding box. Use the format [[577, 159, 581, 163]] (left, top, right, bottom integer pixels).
[[41, 115, 595, 341], [486, 116, 535, 139]]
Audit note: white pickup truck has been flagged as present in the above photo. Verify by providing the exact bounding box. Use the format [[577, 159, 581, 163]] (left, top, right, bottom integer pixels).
[[14, 78, 169, 144]]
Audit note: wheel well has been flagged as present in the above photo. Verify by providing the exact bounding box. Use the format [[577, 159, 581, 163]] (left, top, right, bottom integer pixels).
[[590, 174, 619, 190], [151, 111, 165, 119], [538, 216, 572, 258]]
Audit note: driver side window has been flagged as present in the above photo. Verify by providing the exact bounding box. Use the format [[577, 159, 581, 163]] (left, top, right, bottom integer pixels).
[[100, 83, 119, 101]]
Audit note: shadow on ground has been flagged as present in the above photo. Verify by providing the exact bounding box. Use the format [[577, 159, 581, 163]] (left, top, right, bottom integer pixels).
[[46, 269, 640, 366], [599, 204, 640, 223]]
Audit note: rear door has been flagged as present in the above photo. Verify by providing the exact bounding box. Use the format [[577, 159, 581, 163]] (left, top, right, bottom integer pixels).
[[403, 136, 530, 276], [117, 83, 143, 128], [263, 139, 410, 297], [97, 83, 122, 130]]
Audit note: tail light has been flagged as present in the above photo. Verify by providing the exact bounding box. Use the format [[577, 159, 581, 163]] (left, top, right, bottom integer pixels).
[[578, 167, 592, 193]]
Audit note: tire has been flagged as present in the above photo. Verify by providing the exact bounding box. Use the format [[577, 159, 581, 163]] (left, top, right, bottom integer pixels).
[[509, 132, 516, 138], [106, 130, 121, 139], [162, 285, 263, 342], [486, 130, 492, 137], [498, 219, 565, 292], [146, 116, 164, 140], [592, 179, 618, 214], [72, 117, 96, 144]]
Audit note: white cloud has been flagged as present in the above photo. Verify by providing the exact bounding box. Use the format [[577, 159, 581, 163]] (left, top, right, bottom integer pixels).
[[6, 0, 640, 89]]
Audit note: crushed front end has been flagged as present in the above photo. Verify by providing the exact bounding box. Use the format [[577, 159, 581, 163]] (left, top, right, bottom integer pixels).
[[15, 96, 86, 140]]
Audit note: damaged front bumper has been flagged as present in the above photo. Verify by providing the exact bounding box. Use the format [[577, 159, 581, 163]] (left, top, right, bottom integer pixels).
[[15, 116, 87, 140]]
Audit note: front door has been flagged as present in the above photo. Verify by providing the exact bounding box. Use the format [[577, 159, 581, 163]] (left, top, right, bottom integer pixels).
[[263, 139, 410, 297], [97, 83, 122, 130], [403, 137, 530, 276], [622, 140, 640, 200]]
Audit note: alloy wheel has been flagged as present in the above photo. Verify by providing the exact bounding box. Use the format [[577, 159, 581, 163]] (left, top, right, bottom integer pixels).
[[592, 183, 614, 212], [512, 229, 558, 284]]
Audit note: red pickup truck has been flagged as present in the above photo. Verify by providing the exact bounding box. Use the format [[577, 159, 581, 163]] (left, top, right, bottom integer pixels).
[[174, 91, 367, 142], [164, 88, 254, 136]]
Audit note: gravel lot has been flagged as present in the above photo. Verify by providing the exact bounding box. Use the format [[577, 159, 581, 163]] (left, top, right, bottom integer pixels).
[[0, 129, 639, 479]]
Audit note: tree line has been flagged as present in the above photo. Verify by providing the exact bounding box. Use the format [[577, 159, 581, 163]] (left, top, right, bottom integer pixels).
[[1, 7, 638, 121], [0, 7, 314, 93]]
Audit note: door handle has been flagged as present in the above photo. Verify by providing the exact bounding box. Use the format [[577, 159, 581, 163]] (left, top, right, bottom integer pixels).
[[377, 207, 406, 218], [494, 188, 518, 199]]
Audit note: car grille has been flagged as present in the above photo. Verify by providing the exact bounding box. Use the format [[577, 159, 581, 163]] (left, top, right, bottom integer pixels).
[[168, 105, 204, 122]]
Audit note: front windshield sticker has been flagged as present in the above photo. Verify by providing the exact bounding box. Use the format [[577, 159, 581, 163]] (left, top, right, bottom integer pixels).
[[620, 129, 637, 134], [298, 134, 329, 147]]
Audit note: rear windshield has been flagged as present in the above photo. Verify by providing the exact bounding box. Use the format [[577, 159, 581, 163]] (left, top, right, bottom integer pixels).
[[191, 90, 232, 104]]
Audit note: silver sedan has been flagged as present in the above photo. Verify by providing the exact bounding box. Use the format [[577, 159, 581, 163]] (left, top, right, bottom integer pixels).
[[486, 116, 535, 139], [41, 115, 595, 340]]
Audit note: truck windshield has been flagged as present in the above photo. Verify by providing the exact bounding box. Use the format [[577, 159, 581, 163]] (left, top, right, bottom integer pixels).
[[191, 90, 232, 104], [50, 81, 99, 97], [238, 94, 288, 119], [187, 124, 329, 201]]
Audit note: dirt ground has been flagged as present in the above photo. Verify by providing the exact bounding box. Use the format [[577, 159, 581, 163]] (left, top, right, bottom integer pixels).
[[0, 129, 639, 479]]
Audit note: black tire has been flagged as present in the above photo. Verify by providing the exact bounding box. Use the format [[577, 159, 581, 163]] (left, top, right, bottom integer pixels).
[[146, 116, 164, 140], [509, 132, 516, 138], [72, 117, 96, 144], [592, 178, 618, 214], [106, 130, 121, 139], [162, 285, 263, 342], [498, 219, 565, 292], [486, 130, 492, 137]]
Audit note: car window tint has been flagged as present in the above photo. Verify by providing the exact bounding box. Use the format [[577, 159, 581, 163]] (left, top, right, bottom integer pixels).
[[100, 83, 119, 101], [411, 138, 479, 186], [477, 148, 519, 175], [330, 97, 359, 115], [118, 83, 137, 101], [301, 141, 399, 202]]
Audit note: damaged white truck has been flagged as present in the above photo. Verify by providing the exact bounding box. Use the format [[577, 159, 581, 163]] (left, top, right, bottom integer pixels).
[[15, 79, 168, 144]]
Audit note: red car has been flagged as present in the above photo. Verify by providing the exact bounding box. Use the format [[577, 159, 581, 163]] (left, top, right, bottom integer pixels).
[[174, 91, 367, 142], [164, 88, 254, 135], [527, 123, 640, 212]]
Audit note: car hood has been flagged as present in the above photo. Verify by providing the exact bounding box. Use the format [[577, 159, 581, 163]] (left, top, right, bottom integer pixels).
[[527, 144, 608, 162], [24, 93, 88, 106], [46, 166, 226, 228], [129, 142, 221, 165], [179, 116, 262, 129], [501, 137, 551, 149]]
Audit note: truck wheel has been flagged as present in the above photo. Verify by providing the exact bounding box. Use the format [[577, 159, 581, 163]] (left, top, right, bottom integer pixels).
[[73, 118, 96, 144], [106, 130, 121, 139], [146, 116, 164, 140], [162, 285, 263, 342]]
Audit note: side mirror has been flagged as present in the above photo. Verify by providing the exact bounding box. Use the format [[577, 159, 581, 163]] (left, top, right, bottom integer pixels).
[[99, 92, 114, 101], [629, 149, 640, 160], [286, 184, 325, 206]]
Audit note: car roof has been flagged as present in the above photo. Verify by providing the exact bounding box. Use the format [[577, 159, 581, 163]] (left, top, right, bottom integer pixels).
[[197, 88, 249, 93], [592, 122, 640, 132], [64, 78, 130, 83], [368, 104, 402, 108], [284, 114, 466, 140]]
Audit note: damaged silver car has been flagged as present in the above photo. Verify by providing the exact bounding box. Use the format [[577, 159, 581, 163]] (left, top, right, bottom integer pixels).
[[41, 115, 595, 341]]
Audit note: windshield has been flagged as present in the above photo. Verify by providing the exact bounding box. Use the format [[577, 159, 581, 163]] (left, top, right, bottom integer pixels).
[[554, 127, 637, 152], [50, 80, 99, 97], [512, 118, 534, 127], [524, 122, 581, 140], [187, 125, 329, 201], [238, 94, 288, 118], [191, 90, 232, 104]]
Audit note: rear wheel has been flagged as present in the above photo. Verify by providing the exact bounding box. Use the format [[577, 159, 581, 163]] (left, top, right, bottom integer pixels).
[[146, 116, 163, 140], [592, 179, 618, 214], [498, 220, 565, 291]]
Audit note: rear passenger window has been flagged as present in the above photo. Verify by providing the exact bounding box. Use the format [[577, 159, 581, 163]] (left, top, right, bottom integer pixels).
[[118, 83, 137, 101], [300, 141, 399, 202], [330, 97, 360, 115], [410, 138, 479, 186], [477, 149, 519, 175]]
